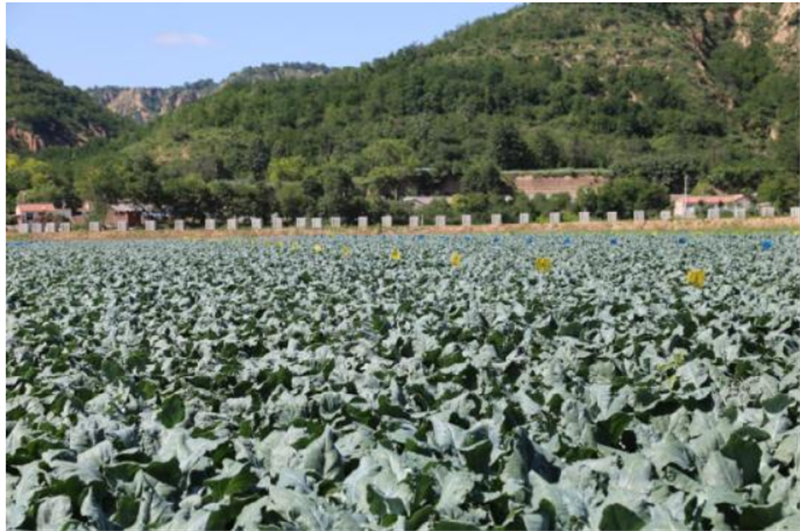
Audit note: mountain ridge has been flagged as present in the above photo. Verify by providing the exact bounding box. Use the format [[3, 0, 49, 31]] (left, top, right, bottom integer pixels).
[[86, 62, 332, 123]]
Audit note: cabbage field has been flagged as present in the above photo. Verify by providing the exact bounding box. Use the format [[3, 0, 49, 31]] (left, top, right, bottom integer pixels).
[[6, 234, 800, 531]]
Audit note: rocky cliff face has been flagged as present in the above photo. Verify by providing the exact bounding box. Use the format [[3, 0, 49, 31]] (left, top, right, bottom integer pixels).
[[87, 63, 331, 123]]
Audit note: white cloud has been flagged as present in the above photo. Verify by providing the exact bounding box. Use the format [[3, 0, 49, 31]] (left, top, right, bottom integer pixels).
[[153, 32, 214, 47]]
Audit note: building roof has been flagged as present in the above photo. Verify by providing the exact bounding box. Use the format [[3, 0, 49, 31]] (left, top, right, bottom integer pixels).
[[402, 196, 440, 206], [110, 202, 146, 213], [671, 194, 747, 205], [15, 203, 56, 215]]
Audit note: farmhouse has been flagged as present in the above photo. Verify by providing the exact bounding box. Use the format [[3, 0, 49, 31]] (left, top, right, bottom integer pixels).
[[670, 194, 750, 217], [15, 203, 72, 224], [507, 170, 609, 199], [106, 203, 147, 227]]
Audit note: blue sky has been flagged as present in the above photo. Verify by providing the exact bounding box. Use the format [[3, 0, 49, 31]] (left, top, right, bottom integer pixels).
[[6, 3, 518, 89]]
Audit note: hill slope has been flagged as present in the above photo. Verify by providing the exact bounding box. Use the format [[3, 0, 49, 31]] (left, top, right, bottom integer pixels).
[[5, 48, 130, 153], [86, 63, 331, 123]]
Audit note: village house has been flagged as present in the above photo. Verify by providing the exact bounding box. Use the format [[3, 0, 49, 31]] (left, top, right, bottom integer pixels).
[[79, 200, 155, 228], [15, 203, 72, 224], [670, 194, 751, 217]]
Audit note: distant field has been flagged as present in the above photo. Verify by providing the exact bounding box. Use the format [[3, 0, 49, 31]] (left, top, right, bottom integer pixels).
[[6, 234, 800, 529]]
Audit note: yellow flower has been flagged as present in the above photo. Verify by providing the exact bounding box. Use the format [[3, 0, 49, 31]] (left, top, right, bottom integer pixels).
[[450, 251, 463, 268], [534, 257, 552, 273], [686, 269, 705, 288], [290, 241, 300, 253], [341, 245, 352, 257], [390, 247, 402, 261], [313, 243, 324, 254]]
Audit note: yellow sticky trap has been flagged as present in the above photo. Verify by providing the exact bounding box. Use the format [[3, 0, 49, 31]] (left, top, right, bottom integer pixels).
[[390, 248, 402, 261], [534, 257, 552, 273], [313, 243, 324, 254], [450, 251, 462, 268], [686, 269, 705, 288], [341, 245, 352, 257]]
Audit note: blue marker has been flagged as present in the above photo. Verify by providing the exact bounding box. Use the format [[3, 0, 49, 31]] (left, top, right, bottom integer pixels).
[[761, 239, 773, 251], [493, 235, 500, 244], [610, 237, 618, 246], [526, 235, 534, 245], [678, 236, 687, 245], [563, 237, 572, 246]]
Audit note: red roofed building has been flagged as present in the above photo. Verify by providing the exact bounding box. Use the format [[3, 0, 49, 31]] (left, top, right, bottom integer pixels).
[[670, 194, 750, 217], [15, 203, 72, 224]]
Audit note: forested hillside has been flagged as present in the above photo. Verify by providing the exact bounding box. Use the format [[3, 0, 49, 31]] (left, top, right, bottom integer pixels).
[[5, 48, 129, 153], [8, 3, 800, 222]]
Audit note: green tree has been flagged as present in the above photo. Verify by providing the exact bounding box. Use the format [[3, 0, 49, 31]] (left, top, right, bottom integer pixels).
[[318, 164, 360, 218], [249, 138, 270, 180], [529, 130, 562, 169], [268, 156, 307, 185], [757, 173, 799, 212], [461, 159, 505, 194], [276, 182, 307, 218], [491, 121, 533, 170]]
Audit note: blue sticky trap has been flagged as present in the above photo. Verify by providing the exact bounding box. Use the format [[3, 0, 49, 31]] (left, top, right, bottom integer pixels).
[[526, 235, 534, 245], [493, 235, 500, 244], [610, 237, 619, 246], [465, 235, 472, 241], [761, 239, 773, 251], [678, 236, 687, 245], [563, 237, 571, 246]]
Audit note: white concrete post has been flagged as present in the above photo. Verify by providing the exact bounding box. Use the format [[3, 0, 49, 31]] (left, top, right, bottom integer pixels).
[[89, 222, 100, 232], [17, 223, 29, 234], [117, 221, 128, 232], [296, 217, 307, 229], [381, 215, 392, 228], [31, 223, 43, 233], [435, 215, 446, 227], [205, 219, 216, 231], [272, 217, 283, 230], [579, 211, 590, 223], [174, 219, 185, 231], [707, 207, 720, 220], [409, 216, 419, 228], [358, 216, 368, 229], [330, 217, 341, 228], [519, 213, 530, 224], [633, 210, 645, 222], [462, 214, 472, 227], [607, 212, 618, 223], [549, 212, 561, 225], [491, 214, 502, 226], [734, 207, 746, 219], [660, 211, 672, 221], [311, 217, 323, 230], [44, 222, 56, 233], [59, 223, 70, 233], [251, 217, 263, 229], [145, 220, 156, 231], [760, 206, 775, 218]]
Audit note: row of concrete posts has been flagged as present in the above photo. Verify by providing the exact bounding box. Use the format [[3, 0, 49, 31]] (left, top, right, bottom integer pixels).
[[16, 206, 800, 234]]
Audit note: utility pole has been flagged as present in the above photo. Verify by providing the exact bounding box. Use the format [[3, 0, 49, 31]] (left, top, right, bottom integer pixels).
[[683, 173, 688, 219]]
